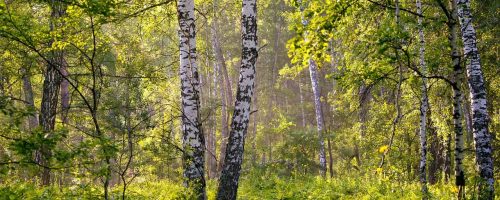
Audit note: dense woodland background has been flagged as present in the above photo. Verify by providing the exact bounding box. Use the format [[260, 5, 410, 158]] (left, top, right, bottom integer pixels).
[[0, 0, 498, 199]]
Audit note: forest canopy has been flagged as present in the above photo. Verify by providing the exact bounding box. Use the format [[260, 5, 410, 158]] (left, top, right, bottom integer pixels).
[[0, 0, 498, 199]]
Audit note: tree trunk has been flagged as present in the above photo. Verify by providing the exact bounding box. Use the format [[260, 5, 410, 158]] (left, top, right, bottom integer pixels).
[[453, 85, 466, 199], [308, 59, 327, 178], [210, 1, 232, 173], [416, 0, 428, 196], [206, 60, 218, 180], [22, 66, 41, 173], [445, 0, 466, 197], [456, 0, 494, 198], [417, 0, 429, 195], [39, 0, 66, 186], [60, 60, 69, 124], [21, 66, 38, 130], [217, 0, 258, 198], [327, 138, 334, 178], [298, 75, 306, 127], [218, 63, 229, 175], [177, 0, 206, 198], [299, 2, 327, 178], [357, 84, 370, 167], [427, 109, 442, 185]]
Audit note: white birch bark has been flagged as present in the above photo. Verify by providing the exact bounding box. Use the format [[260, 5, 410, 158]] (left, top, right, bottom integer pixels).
[[308, 59, 327, 178], [217, 0, 258, 199], [299, 1, 327, 178], [177, 0, 205, 198], [416, 0, 428, 196], [456, 0, 494, 198], [446, 0, 466, 197]]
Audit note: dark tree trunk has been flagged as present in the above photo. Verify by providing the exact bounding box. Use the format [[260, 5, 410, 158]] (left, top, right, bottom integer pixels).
[[427, 108, 441, 185], [39, 0, 66, 186]]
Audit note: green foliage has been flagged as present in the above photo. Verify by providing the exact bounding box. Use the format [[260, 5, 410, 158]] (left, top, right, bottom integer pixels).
[[0, 0, 498, 199], [4, 172, 496, 199]]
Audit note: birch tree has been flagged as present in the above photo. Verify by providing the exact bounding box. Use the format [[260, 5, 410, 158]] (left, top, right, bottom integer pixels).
[[300, 1, 327, 178], [416, 0, 428, 196], [456, 0, 494, 198], [217, 0, 258, 198], [308, 59, 327, 178], [177, 0, 206, 198], [437, 0, 466, 197]]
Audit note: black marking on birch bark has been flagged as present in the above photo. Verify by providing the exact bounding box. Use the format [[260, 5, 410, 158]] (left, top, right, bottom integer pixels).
[[217, 0, 257, 199], [456, 0, 494, 198], [177, 0, 206, 199], [416, 0, 428, 196]]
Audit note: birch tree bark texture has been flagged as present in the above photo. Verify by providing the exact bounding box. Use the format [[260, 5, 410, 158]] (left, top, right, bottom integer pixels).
[[299, 1, 327, 178], [177, 0, 206, 199], [416, 0, 428, 196], [445, 0, 466, 197], [308, 59, 327, 178], [217, 0, 258, 199], [456, 0, 494, 198]]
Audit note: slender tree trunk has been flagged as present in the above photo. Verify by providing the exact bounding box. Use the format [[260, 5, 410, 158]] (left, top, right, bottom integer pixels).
[[39, 0, 66, 186], [359, 84, 370, 138], [207, 62, 218, 180], [60, 60, 69, 124], [298, 75, 306, 127], [427, 109, 441, 185], [21, 66, 38, 130], [299, 2, 327, 178], [217, 0, 258, 198], [22, 66, 41, 172], [456, 0, 494, 198], [212, 0, 234, 108], [356, 84, 370, 167], [177, 0, 206, 198], [444, 133, 452, 183], [378, 0, 402, 170], [443, 0, 466, 197], [327, 138, 334, 178], [416, 0, 428, 196], [453, 85, 466, 199], [210, 2, 232, 173], [218, 64, 229, 175], [308, 59, 327, 178]]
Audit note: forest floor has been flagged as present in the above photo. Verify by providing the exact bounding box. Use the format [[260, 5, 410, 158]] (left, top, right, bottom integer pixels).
[[2, 169, 495, 199]]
